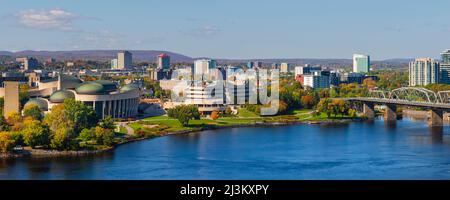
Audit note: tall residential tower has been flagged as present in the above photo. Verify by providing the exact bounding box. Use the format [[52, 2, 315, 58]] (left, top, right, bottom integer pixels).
[[117, 51, 133, 70], [440, 49, 450, 84], [409, 58, 439, 86], [353, 54, 370, 73], [157, 53, 171, 70]]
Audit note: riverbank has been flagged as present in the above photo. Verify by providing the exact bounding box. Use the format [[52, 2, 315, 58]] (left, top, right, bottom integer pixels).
[[1, 110, 362, 159]]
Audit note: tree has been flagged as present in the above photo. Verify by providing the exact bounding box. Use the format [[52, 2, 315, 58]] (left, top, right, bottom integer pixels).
[[0, 116, 9, 131], [300, 95, 315, 109], [348, 109, 357, 118], [6, 112, 21, 125], [50, 126, 75, 150], [210, 111, 220, 120], [278, 100, 289, 114], [317, 98, 332, 118], [44, 104, 68, 133], [99, 116, 115, 129], [167, 105, 200, 127], [21, 119, 50, 148], [6, 112, 23, 132], [0, 132, 15, 153], [23, 104, 43, 120], [94, 126, 115, 146], [78, 128, 94, 142], [63, 99, 98, 133]]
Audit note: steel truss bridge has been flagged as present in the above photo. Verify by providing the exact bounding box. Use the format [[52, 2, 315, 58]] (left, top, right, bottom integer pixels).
[[342, 87, 450, 126], [345, 87, 450, 110]]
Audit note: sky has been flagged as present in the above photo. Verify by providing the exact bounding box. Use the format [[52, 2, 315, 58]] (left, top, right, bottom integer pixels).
[[0, 0, 449, 60]]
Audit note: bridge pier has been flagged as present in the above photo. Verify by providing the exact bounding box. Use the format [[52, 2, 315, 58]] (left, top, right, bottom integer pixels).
[[363, 102, 375, 120], [428, 109, 443, 127], [384, 104, 397, 123]]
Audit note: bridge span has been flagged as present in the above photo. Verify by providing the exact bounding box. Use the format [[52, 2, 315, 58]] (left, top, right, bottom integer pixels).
[[342, 87, 450, 127]]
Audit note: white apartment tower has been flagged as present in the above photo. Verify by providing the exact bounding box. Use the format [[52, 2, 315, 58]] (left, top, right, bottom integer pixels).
[[409, 58, 439, 86]]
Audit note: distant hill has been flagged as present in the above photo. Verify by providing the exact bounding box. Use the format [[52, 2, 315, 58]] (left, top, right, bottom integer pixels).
[[0, 50, 413, 67], [0, 50, 193, 62], [215, 58, 353, 66], [0, 51, 12, 56]]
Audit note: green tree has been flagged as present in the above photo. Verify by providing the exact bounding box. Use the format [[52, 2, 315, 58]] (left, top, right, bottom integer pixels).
[[50, 126, 76, 150], [63, 99, 98, 133], [21, 119, 50, 148], [0, 116, 9, 131], [94, 126, 115, 146], [23, 104, 43, 120], [99, 116, 115, 129], [78, 128, 94, 142], [317, 98, 332, 118], [167, 105, 200, 126]]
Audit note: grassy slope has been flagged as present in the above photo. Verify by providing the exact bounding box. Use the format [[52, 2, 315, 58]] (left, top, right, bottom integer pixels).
[[129, 108, 356, 135]]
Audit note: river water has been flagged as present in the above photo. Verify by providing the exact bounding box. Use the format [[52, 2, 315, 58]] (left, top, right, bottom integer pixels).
[[1, 118, 450, 180]]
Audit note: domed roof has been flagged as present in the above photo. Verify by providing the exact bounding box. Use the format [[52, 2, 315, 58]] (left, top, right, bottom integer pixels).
[[61, 75, 83, 88], [24, 98, 48, 111], [75, 82, 105, 95], [49, 90, 75, 103], [93, 80, 117, 92], [120, 84, 139, 93]]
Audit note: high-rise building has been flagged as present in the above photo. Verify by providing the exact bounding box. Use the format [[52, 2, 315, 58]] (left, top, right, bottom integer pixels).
[[294, 65, 322, 76], [117, 51, 132, 70], [194, 59, 217, 76], [409, 58, 439, 86], [157, 53, 171, 70], [353, 54, 370, 73], [280, 63, 290, 73], [271, 63, 279, 70], [302, 71, 330, 89], [254, 61, 262, 68], [440, 49, 450, 84], [17, 57, 39, 71], [111, 59, 118, 69], [247, 61, 254, 69]]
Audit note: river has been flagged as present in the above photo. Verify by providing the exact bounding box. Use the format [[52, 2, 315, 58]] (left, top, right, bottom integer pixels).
[[1, 118, 450, 180]]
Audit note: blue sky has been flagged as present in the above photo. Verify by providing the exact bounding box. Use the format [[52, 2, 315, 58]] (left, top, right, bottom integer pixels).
[[0, 0, 449, 60]]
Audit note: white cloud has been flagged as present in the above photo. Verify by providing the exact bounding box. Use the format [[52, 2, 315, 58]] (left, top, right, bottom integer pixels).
[[16, 9, 78, 31]]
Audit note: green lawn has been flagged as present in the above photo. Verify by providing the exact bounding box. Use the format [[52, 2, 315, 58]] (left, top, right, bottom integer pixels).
[[129, 109, 359, 136], [237, 108, 260, 118]]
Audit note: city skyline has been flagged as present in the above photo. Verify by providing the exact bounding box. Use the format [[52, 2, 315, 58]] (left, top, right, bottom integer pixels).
[[1, 0, 450, 60]]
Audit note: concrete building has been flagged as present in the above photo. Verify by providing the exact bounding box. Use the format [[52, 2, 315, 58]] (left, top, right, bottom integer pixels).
[[409, 58, 439, 86], [302, 71, 330, 89], [340, 72, 366, 84], [3, 81, 20, 118], [117, 51, 133, 70], [111, 59, 118, 69], [194, 59, 216, 77], [294, 65, 322, 76], [170, 81, 225, 115], [24, 75, 141, 119], [16, 57, 39, 71], [440, 49, 450, 84], [353, 54, 370, 73], [157, 54, 170, 70], [280, 63, 290, 73]]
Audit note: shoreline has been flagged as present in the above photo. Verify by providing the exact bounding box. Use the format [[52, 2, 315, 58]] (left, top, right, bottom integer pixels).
[[1, 118, 362, 160]]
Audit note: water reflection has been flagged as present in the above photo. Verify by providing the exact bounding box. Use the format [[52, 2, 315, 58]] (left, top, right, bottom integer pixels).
[[384, 121, 397, 129], [429, 126, 444, 144], [2, 118, 450, 180]]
